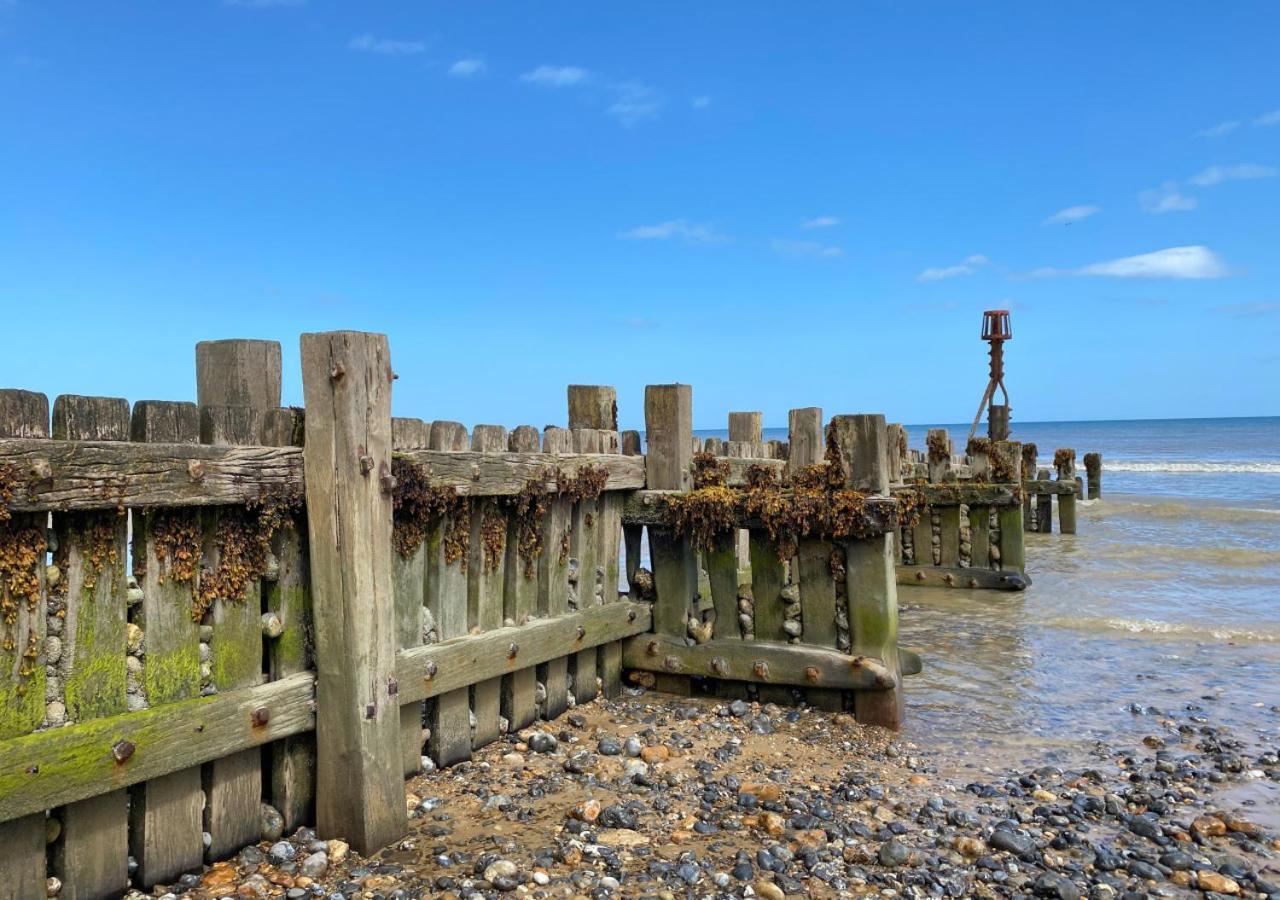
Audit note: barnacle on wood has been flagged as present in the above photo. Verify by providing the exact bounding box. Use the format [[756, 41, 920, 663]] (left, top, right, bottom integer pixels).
[[555, 464, 608, 504], [192, 489, 301, 621], [0, 463, 18, 523], [503, 474, 550, 579], [391, 457, 470, 566], [988, 442, 1017, 483], [480, 504, 507, 573], [926, 430, 950, 463], [0, 518, 43, 670]]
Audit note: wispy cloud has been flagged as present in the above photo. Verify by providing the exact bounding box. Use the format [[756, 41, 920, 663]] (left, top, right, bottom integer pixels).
[[618, 220, 726, 245], [1042, 205, 1100, 225], [448, 58, 486, 78], [1031, 246, 1228, 280], [519, 65, 590, 87], [692, 96, 712, 110], [1140, 182, 1197, 214], [608, 81, 662, 127], [1213, 301, 1280, 318], [917, 254, 989, 283], [1195, 120, 1240, 138], [349, 34, 425, 56], [1187, 163, 1278, 187], [771, 239, 844, 260], [1254, 110, 1280, 127], [802, 216, 840, 229]]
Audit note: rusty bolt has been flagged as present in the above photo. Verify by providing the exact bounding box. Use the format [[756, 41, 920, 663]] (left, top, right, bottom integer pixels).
[[627, 609, 636, 622], [915, 570, 926, 581], [112, 740, 135, 763], [710, 656, 728, 676], [663, 655, 681, 672], [365, 703, 376, 720], [250, 706, 270, 727], [752, 660, 770, 681], [379, 460, 396, 494], [330, 362, 345, 381], [943, 573, 955, 586], [25, 764, 37, 775], [30, 458, 52, 481], [851, 656, 865, 668], [576, 625, 586, 640], [968, 577, 979, 589], [425, 660, 438, 680], [187, 459, 205, 481], [507, 642, 519, 660], [388, 678, 398, 697], [358, 454, 375, 475], [646, 639, 660, 656], [804, 666, 820, 684]]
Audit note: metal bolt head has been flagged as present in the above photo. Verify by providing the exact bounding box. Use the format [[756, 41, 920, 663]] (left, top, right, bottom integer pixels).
[[710, 656, 728, 676], [576, 625, 586, 640], [112, 740, 135, 763], [330, 362, 345, 381], [358, 454, 375, 475], [365, 703, 376, 720], [425, 660, 438, 679], [646, 639, 659, 656], [507, 642, 519, 660], [663, 655, 681, 673], [752, 660, 770, 681], [187, 459, 205, 482], [250, 706, 270, 727], [804, 666, 820, 684], [387, 678, 398, 697]]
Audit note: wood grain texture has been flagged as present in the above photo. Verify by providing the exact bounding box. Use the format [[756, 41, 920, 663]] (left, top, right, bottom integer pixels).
[[468, 426, 507, 750], [537, 427, 572, 719], [300, 331, 406, 854], [395, 449, 644, 497], [393, 417, 428, 777]]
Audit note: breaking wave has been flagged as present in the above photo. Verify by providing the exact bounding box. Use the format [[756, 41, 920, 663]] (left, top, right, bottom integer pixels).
[[1045, 616, 1280, 644], [1097, 460, 1280, 475], [1109, 499, 1280, 524]]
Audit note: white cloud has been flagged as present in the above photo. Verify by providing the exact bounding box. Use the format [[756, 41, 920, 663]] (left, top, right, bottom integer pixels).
[[692, 96, 712, 109], [448, 58, 486, 78], [1195, 120, 1240, 138], [916, 254, 989, 282], [608, 82, 662, 126], [802, 216, 840, 229], [519, 65, 590, 87], [349, 34, 425, 55], [1187, 163, 1278, 187], [1254, 110, 1280, 127], [1077, 246, 1227, 280], [618, 220, 726, 245], [1042, 205, 1100, 225], [1140, 182, 1197, 214], [771, 239, 844, 260]]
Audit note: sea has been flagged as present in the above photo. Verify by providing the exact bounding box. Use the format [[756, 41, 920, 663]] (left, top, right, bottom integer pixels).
[[698, 416, 1280, 824]]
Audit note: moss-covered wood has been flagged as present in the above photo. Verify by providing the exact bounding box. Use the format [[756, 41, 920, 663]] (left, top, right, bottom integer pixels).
[[621, 490, 899, 534]]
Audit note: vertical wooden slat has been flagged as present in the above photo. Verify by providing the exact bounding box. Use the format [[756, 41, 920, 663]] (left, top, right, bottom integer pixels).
[[969, 506, 991, 570], [830, 414, 902, 729], [0, 390, 48, 894], [1055, 449, 1078, 535], [749, 533, 791, 705], [502, 426, 540, 729], [197, 341, 276, 863], [621, 430, 644, 591], [425, 420, 472, 767], [596, 428, 625, 700], [911, 507, 934, 566], [300, 331, 406, 854], [392, 417, 428, 777], [538, 427, 572, 718], [938, 506, 961, 567], [645, 384, 695, 696], [468, 424, 507, 747], [569, 427, 601, 704], [994, 441, 1025, 571], [129, 401, 204, 887], [263, 406, 315, 829], [51, 395, 131, 900], [1036, 492, 1054, 534]]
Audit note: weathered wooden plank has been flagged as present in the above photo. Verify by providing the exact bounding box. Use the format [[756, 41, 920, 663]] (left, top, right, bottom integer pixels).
[[749, 531, 792, 705], [896, 565, 1029, 590], [0, 391, 48, 894], [892, 483, 1020, 506], [129, 401, 204, 888], [1, 673, 316, 823], [1022, 479, 1078, 496], [425, 423, 472, 768], [198, 344, 271, 864], [567, 385, 617, 432], [300, 331, 406, 854], [911, 507, 934, 567], [537, 427, 572, 719], [622, 634, 893, 691], [619, 490, 899, 534], [570, 428, 601, 704], [396, 602, 651, 705], [621, 431, 644, 591], [831, 414, 902, 729], [393, 417, 428, 777], [705, 532, 739, 641], [263, 406, 314, 831], [589, 419, 624, 699], [501, 426, 539, 730], [51, 396, 131, 900], [396, 449, 645, 496], [969, 505, 991, 570], [468, 425, 507, 748], [938, 506, 961, 567], [994, 441, 1026, 572]]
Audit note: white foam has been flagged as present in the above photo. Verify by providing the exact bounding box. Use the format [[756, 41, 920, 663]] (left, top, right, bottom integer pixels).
[[1086, 461, 1280, 475]]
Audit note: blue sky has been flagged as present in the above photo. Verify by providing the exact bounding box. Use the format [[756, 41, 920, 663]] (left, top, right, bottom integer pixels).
[[2, 2, 1278, 430]]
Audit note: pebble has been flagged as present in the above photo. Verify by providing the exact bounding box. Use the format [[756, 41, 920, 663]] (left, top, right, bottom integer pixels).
[[527, 731, 557, 753]]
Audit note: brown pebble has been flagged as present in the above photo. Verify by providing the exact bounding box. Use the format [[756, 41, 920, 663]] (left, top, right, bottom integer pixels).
[[640, 745, 669, 764], [1191, 815, 1226, 837]]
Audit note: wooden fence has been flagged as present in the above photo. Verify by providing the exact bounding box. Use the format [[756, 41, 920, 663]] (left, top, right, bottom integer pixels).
[[0, 332, 914, 899]]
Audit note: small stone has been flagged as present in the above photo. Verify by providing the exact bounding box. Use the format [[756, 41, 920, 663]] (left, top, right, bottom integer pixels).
[[126, 623, 144, 654], [989, 828, 1035, 857], [878, 839, 911, 867], [483, 859, 518, 883], [570, 799, 602, 822], [953, 836, 984, 857], [532, 870, 550, 885], [45, 702, 66, 726], [1032, 872, 1080, 900], [1197, 871, 1239, 894], [261, 612, 284, 638], [45, 565, 61, 589], [728, 699, 750, 718], [260, 803, 284, 842], [597, 737, 622, 755], [45, 875, 62, 897], [1191, 815, 1226, 837], [782, 620, 802, 638], [527, 731, 557, 753], [640, 745, 669, 764], [299, 851, 328, 878], [623, 736, 643, 757], [327, 839, 349, 864], [268, 840, 295, 865], [753, 879, 785, 900], [45, 817, 61, 844], [43, 636, 62, 665]]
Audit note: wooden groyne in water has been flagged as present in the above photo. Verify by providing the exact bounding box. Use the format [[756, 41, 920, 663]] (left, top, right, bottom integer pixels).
[[0, 331, 1105, 895]]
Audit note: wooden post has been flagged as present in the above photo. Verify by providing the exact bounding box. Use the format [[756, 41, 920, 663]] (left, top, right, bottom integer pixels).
[[1055, 448, 1078, 535], [993, 441, 1025, 572], [392, 417, 428, 776], [926, 428, 951, 483], [468, 425, 507, 747], [1036, 492, 1054, 534], [728, 411, 763, 458], [538, 427, 573, 718], [885, 423, 905, 484], [425, 420, 472, 767], [196, 341, 274, 862], [0, 390, 48, 896], [988, 404, 1010, 442], [621, 430, 644, 591], [1083, 452, 1102, 499], [829, 414, 902, 729], [299, 331, 406, 854], [51, 395, 131, 899], [645, 385, 695, 696], [129, 401, 205, 887], [569, 427, 601, 703], [503, 425, 541, 726], [567, 385, 618, 432]]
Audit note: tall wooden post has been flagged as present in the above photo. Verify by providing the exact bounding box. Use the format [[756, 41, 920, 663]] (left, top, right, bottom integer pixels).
[[993, 441, 1025, 572], [300, 331, 406, 855], [645, 385, 695, 695], [1083, 452, 1102, 499], [728, 411, 763, 457], [885, 423, 905, 485], [988, 404, 1010, 442], [1055, 448, 1078, 535], [829, 414, 902, 729]]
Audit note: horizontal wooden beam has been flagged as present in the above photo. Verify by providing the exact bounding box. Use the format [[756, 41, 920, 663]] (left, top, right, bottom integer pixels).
[[0, 438, 302, 511], [0, 673, 315, 823], [892, 483, 1020, 507], [723, 456, 786, 486], [622, 634, 896, 691], [394, 450, 646, 496], [1022, 479, 1077, 496], [394, 601, 652, 704], [620, 489, 900, 535], [896, 565, 1030, 591]]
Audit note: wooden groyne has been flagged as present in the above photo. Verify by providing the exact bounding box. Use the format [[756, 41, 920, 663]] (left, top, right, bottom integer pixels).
[[0, 332, 923, 896]]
